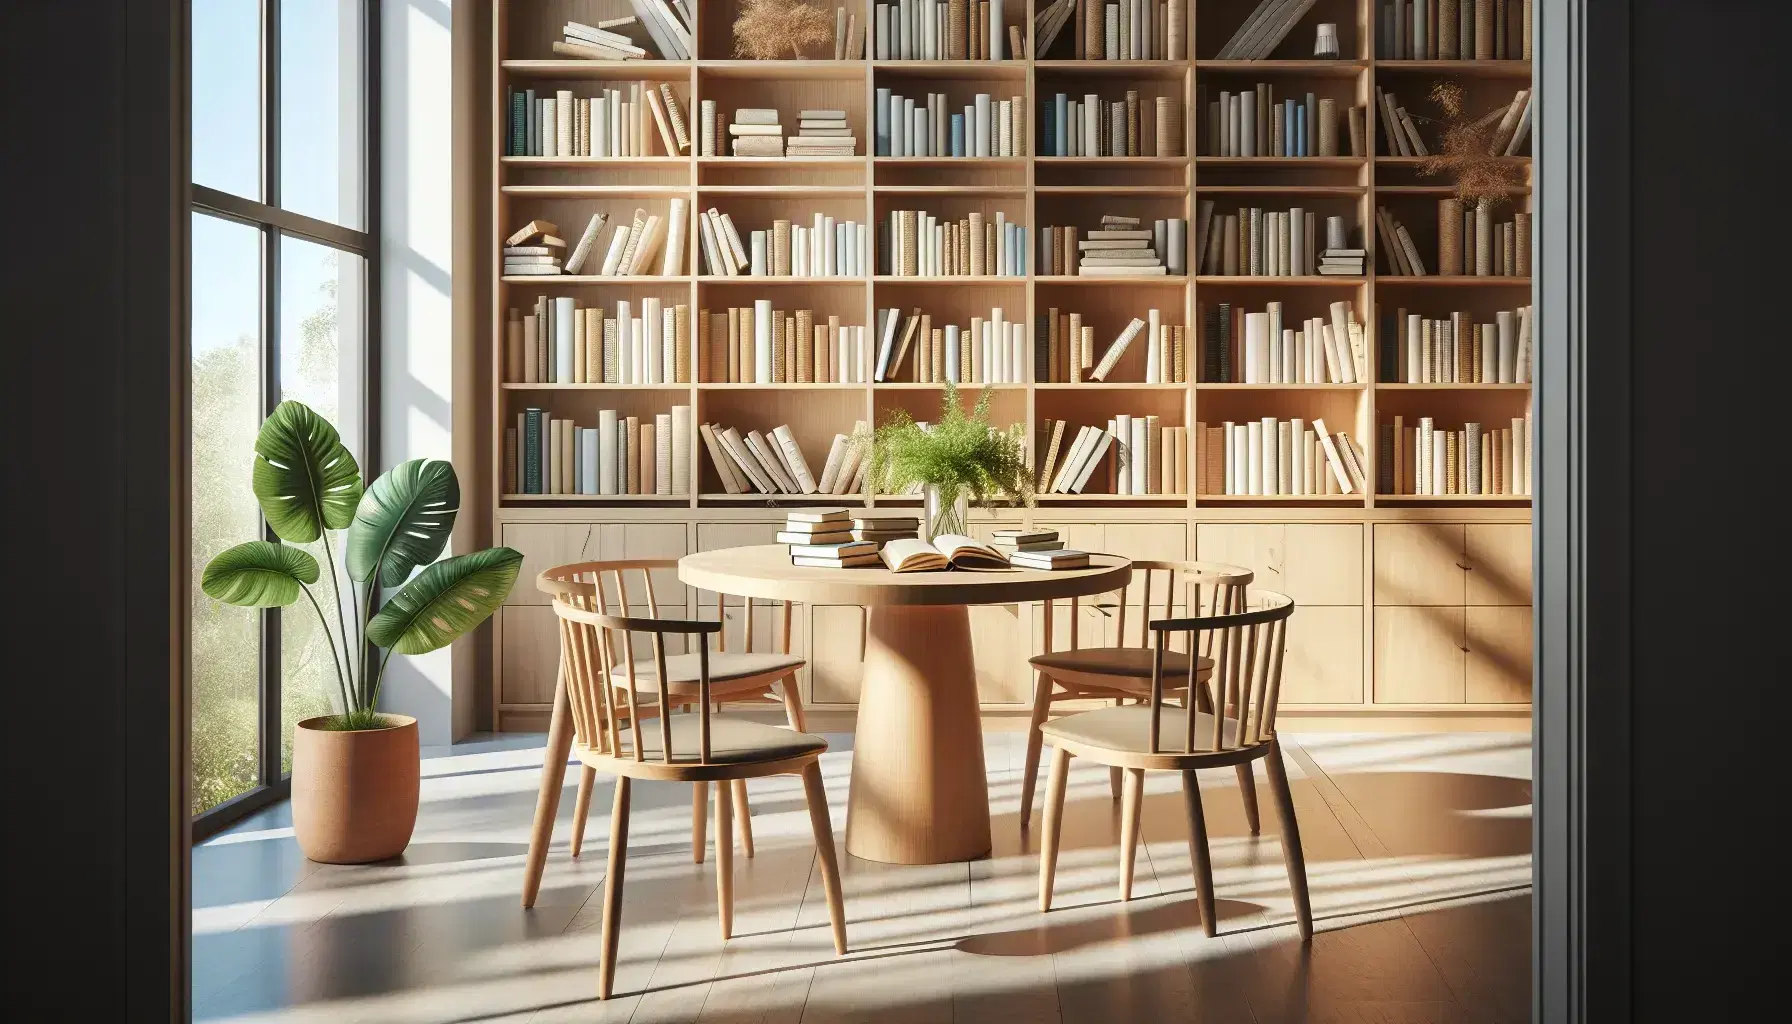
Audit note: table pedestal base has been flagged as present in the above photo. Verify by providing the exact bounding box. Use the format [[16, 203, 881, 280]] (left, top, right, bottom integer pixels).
[[845, 604, 992, 864]]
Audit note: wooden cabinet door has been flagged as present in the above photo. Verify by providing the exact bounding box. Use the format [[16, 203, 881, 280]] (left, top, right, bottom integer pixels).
[[620, 522, 689, 607], [498, 604, 560, 705], [1372, 605, 1466, 703], [1196, 523, 1285, 593], [501, 523, 598, 605], [1282, 524, 1364, 605], [1105, 522, 1189, 609], [1373, 524, 1467, 605], [1465, 524, 1532, 606], [1466, 606, 1533, 703], [696, 522, 789, 654], [971, 604, 1032, 704], [1281, 605, 1364, 705], [808, 604, 868, 705]]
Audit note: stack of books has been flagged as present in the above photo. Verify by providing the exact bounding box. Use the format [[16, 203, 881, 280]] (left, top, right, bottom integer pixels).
[[551, 18, 648, 60], [1078, 216, 1167, 276], [790, 109, 856, 157], [849, 515, 918, 548], [502, 221, 565, 276], [782, 509, 882, 568], [992, 528, 1090, 569], [1319, 248, 1366, 275], [730, 109, 783, 157]]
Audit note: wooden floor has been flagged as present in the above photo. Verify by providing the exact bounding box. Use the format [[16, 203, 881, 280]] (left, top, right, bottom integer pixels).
[[193, 729, 1532, 1023]]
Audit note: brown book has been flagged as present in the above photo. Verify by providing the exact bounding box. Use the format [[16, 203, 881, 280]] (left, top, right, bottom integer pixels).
[[948, 0, 968, 59], [1347, 105, 1366, 157], [796, 308, 813, 382], [1168, 0, 1187, 60], [1009, 24, 1024, 60], [1125, 90, 1140, 156], [1439, 0, 1461, 57], [1515, 212, 1532, 276], [1475, 0, 1494, 58], [1437, 198, 1463, 275], [978, 1, 990, 59], [1317, 98, 1338, 156], [1154, 96, 1179, 157], [772, 219, 791, 276]]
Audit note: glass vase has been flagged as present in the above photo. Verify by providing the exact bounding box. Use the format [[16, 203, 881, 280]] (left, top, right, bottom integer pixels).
[[924, 484, 970, 541]]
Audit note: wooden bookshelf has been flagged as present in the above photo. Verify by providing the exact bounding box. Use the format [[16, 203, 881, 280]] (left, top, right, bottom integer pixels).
[[484, 0, 1534, 731]]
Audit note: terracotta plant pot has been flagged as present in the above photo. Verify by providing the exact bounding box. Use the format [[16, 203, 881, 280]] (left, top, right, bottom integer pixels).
[[291, 714, 420, 864]]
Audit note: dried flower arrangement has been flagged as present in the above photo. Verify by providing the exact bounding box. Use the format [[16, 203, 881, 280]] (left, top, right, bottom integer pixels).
[[1417, 82, 1528, 207], [733, 0, 835, 60]]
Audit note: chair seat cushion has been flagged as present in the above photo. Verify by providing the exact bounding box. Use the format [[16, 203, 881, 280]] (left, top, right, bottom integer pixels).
[[612, 713, 827, 766], [1040, 705, 1241, 754], [1030, 646, 1213, 681], [609, 650, 804, 693]]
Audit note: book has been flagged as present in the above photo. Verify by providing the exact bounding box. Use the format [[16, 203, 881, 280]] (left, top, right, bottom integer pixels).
[[793, 552, 884, 568], [879, 535, 1010, 572], [1312, 417, 1354, 493], [789, 540, 878, 559], [787, 507, 850, 524], [770, 425, 817, 493], [1008, 549, 1089, 570], [852, 515, 919, 530]]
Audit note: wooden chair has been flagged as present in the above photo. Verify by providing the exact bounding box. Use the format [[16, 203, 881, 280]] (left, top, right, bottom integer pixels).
[[538, 560, 810, 865], [551, 596, 848, 999], [1019, 562, 1255, 830], [1035, 590, 1312, 940]]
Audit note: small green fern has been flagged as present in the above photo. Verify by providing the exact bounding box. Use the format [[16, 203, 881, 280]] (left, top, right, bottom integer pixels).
[[853, 382, 1035, 511]]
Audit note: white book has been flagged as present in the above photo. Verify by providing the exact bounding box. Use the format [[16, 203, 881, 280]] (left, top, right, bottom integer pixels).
[[1311, 417, 1354, 493], [1244, 311, 1270, 383], [1049, 425, 1093, 493], [598, 225, 631, 276], [563, 213, 607, 275], [816, 434, 849, 494], [771, 425, 818, 493], [625, 214, 663, 274], [746, 430, 799, 493], [1070, 429, 1114, 493], [553, 297, 576, 383], [754, 299, 774, 383], [697, 208, 724, 275], [719, 426, 775, 493], [1246, 420, 1263, 494], [698, 422, 741, 494], [718, 212, 750, 272], [1130, 416, 1149, 495], [597, 409, 619, 495], [1114, 415, 1132, 495], [659, 199, 687, 276]]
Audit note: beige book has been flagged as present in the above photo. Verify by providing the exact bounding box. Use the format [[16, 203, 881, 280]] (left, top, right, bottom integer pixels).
[[881, 535, 1009, 572], [507, 219, 558, 246], [1090, 317, 1146, 381], [816, 434, 849, 493], [717, 212, 750, 271], [614, 209, 647, 272], [1311, 417, 1354, 493], [644, 87, 678, 156], [1395, 223, 1428, 276], [1037, 418, 1067, 492], [1396, 107, 1429, 156], [718, 425, 772, 493], [625, 214, 663, 274], [771, 425, 817, 493], [658, 84, 690, 151], [639, 421, 656, 495], [743, 430, 796, 493]]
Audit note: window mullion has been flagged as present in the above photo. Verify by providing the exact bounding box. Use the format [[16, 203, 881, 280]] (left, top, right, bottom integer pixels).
[[259, 0, 284, 790]]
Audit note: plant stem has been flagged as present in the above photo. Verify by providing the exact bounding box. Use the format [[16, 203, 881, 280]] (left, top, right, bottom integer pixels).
[[300, 584, 354, 717], [317, 533, 359, 711], [365, 645, 397, 720]]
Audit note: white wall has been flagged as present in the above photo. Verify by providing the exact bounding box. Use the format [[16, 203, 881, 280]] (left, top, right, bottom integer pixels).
[[379, 0, 456, 745]]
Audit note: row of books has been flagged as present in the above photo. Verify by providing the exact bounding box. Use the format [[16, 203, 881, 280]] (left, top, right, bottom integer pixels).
[[831, 6, 868, 59], [505, 82, 688, 159], [502, 205, 688, 278], [1039, 220, 1188, 278], [873, 307, 1031, 384], [1037, 417, 1189, 495], [1036, 0, 1187, 60], [778, 508, 917, 548], [1038, 92, 1181, 158], [1039, 308, 1185, 384], [1196, 204, 1355, 277], [506, 406, 693, 496], [699, 305, 869, 384], [881, 211, 1027, 277], [1203, 300, 1368, 384], [702, 421, 869, 496], [1379, 0, 1530, 61], [875, 89, 1026, 157], [872, 1, 1019, 60], [505, 298, 691, 386], [1380, 415, 1532, 496], [1381, 306, 1533, 385], [1376, 203, 1530, 278], [1375, 86, 1531, 160], [1201, 417, 1367, 496], [698, 212, 867, 278], [1203, 88, 1361, 159]]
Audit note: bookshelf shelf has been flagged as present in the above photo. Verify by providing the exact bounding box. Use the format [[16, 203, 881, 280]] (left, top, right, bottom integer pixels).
[[485, 0, 1535, 729]]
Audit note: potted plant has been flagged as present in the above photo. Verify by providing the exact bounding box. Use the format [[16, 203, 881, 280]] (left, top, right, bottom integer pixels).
[[201, 401, 521, 863], [856, 382, 1035, 539]]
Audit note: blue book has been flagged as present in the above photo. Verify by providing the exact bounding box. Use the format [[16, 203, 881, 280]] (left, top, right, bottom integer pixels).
[[950, 114, 965, 157], [1283, 99, 1296, 156], [1054, 93, 1069, 156], [1291, 102, 1304, 157], [875, 87, 891, 156]]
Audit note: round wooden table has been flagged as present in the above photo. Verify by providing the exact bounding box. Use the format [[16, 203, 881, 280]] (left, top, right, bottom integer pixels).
[[680, 544, 1131, 865]]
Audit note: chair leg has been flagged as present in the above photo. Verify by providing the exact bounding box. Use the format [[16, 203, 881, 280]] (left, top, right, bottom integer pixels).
[[1038, 748, 1072, 912], [1263, 742, 1314, 940], [777, 674, 809, 733], [1181, 769, 1217, 937], [714, 779, 734, 941], [598, 776, 631, 1000], [800, 761, 849, 954], [1018, 671, 1055, 830], [570, 766, 597, 857], [1118, 767, 1145, 902], [691, 782, 707, 864], [1109, 766, 1124, 803], [732, 779, 755, 858], [1235, 762, 1261, 835]]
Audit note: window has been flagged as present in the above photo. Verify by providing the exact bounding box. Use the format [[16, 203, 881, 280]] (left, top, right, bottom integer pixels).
[[190, 0, 376, 828]]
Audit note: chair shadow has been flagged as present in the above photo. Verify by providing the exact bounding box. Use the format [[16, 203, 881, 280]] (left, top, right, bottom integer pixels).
[[954, 897, 1263, 957]]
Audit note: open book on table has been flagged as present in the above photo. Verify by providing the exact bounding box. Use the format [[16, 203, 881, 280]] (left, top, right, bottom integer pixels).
[[878, 534, 1010, 572]]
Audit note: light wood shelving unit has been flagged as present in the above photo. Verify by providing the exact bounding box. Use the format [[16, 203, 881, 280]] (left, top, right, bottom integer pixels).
[[486, 0, 1533, 732]]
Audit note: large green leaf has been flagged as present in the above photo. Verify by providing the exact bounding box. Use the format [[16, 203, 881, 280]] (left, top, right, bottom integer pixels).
[[201, 541, 320, 607], [346, 459, 461, 586], [366, 547, 523, 655], [252, 401, 362, 543]]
